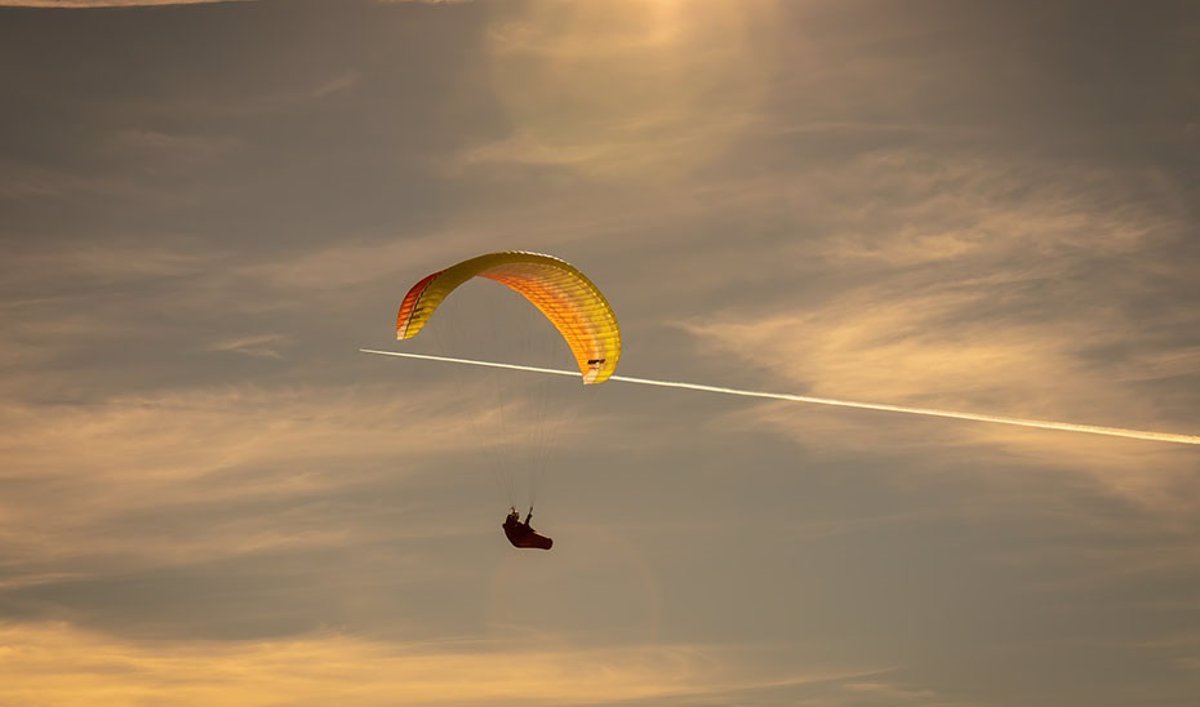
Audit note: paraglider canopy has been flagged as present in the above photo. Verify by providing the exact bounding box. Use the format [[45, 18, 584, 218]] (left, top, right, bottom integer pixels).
[[396, 251, 621, 384]]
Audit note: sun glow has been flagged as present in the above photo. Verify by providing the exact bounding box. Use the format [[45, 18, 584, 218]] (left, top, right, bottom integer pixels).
[[479, 1, 777, 180]]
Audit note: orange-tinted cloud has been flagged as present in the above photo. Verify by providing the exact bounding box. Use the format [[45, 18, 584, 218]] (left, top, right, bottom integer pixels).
[[0, 622, 885, 706]]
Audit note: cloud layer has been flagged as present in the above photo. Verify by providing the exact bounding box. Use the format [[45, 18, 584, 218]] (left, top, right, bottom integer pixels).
[[2, 1, 1197, 705]]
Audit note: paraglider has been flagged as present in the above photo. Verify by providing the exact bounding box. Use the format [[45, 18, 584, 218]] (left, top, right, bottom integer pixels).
[[502, 507, 553, 550], [395, 251, 620, 550]]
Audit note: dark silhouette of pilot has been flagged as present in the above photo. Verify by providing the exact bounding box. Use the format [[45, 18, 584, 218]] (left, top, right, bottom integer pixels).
[[502, 506, 553, 550]]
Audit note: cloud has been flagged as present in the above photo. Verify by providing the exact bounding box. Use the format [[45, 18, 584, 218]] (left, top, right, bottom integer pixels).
[[104, 129, 240, 175], [0, 0, 251, 6], [208, 333, 291, 359], [680, 292, 1199, 510], [454, 112, 760, 180], [311, 71, 362, 98], [465, 1, 775, 181], [0, 0, 467, 6], [0, 242, 224, 373], [3, 242, 213, 289], [0, 166, 86, 200], [0, 162, 140, 202], [658, 146, 1198, 513], [0, 622, 886, 707], [0, 132, 235, 210], [236, 230, 487, 292], [680, 284, 1189, 428], [377, 0, 476, 6], [0, 369, 629, 642], [842, 680, 976, 707], [0, 381, 595, 571], [1, 3, 1195, 703]]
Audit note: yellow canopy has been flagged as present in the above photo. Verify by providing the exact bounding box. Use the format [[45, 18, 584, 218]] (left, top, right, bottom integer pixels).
[[397, 252, 621, 384]]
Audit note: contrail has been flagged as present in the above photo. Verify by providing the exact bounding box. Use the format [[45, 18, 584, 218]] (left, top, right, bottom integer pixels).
[[359, 349, 1200, 446]]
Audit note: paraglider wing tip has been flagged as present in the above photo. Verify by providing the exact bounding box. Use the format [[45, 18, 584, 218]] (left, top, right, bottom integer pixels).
[[582, 362, 602, 384]]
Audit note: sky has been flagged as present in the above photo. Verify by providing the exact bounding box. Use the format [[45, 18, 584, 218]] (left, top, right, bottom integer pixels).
[[1, 0, 1198, 705]]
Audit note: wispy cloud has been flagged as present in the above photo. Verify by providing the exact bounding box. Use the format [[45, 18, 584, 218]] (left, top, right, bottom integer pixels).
[[104, 128, 240, 175], [311, 71, 362, 99], [235, 231, 486, 291], [0, 622, 885, 707], [0, 162, 140, 201], [660, 146, 1198, 514], [0, 0, 251, 6], [3, 242, 213, 289], [0, 243, 224, 373], [681, 297, 1199, 511], [841, 680, 977, 707], [463, 1, 774, 181], [208, 333, 291, 359], [0, 0, 469, 6], [0, 382, 593, 570]]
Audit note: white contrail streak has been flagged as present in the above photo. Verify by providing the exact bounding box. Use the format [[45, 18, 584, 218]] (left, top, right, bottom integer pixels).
[[359, 349, 1200, 446]]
